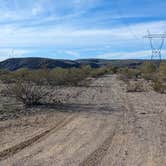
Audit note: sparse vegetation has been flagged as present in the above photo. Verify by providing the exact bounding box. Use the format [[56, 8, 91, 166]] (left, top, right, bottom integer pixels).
[[159, 62, 166, 81], [152, 80, 166, 94], [140, 61, 157, 74], [117, 61, 166, 94], [118, 68, 141, 82], [7, 81, 49, 106], [0, 66, 110, 86], [0, 66, 110, 106], [126, 81, 145, 92]]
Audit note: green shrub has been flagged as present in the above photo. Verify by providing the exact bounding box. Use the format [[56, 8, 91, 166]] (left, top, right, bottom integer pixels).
[[0, 71, 15, 83], [118, 68, 140, 81], [108, 66, 118, 74], [48, 68, 87, 86], [141, 62, 157, 74], [153, 80, 166, 94], [90, 67, 108, 78], [0, 66, 108, 86], [159, 62, 166, 81], [140, 62, 158, 81], [81, 65, 92, 75]]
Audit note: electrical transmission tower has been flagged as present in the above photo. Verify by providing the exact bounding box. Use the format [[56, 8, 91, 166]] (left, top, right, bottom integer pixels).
[[144, 30, 166, 61], [9, 49, 15, 59]]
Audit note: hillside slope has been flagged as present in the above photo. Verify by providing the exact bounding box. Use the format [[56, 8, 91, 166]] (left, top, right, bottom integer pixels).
[[0, 58, 80, 71], [0, 57, 163, 71]]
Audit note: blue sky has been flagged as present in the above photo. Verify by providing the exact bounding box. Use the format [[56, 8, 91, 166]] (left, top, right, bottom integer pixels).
[[0, 0, 166, 61]]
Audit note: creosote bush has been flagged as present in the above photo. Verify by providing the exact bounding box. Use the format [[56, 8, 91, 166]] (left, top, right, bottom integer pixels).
[[7, 81, 49, 106], [152, 80, 166, 94], [117, 61, 166, 94], [126, 81, 145, 92], [90, 67, 108, 78], [159, 62, 166, 81], [2, 66, 110, 106], [140, 62, 157, 74], [118, 68, 141, 81], [140, 62, 157, 80], [0, 66, 110, 86]]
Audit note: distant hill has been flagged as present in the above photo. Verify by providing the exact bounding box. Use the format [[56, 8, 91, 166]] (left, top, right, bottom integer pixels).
[[0, 58, 80, 71], [76, 59, 145, 68], [0, 57, 163, 71]]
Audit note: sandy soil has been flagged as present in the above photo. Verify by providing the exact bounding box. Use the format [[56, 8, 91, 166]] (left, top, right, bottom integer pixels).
[[0, 75, 165, 166]]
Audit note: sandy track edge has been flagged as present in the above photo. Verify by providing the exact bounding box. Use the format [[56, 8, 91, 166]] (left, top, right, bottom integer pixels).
[[0, 114, 76, 161]]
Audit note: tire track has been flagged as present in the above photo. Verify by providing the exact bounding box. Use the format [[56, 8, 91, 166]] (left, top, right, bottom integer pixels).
[[0, 114, 76, 161], [78, 76, 135, 166], [78, 105, 126, 166], [79, 125, 118, 166]]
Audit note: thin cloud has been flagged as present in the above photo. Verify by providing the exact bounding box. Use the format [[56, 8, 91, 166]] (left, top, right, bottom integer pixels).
[[96, 50, 166, 59], [0, 0, 165, 59]]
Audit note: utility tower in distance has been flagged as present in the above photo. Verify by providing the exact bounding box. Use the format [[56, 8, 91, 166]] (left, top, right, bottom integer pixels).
[[9, 49, 15, 59], [144, 30, 166, 61]]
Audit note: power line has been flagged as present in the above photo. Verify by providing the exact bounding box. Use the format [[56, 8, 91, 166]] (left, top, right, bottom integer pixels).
[[114, 1, 141, 41]]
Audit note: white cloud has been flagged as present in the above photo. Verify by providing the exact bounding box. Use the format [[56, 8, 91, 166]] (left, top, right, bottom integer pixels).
[[0, 20, 165, 47], [64, 50, 80, 58], [32, 4, 44, 16], [96, 50, 166, 59]]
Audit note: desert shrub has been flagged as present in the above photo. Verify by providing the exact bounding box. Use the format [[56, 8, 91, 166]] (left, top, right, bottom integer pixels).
[[0, 68, 32, 83], [48, 66, 108, 86], [90, 67, 108, 77], [47, 67, 89, 86], [158, 62, 166, 81], [140, 62, 157, 81], [152, 80, 166, 94], [108, 66, 119, 74], [0, 71, 15, 83], [48, 68, 69, 85], [7, 81, 49, 106], [141, 62, 157, 74], [0, 66, 109, 86], [118, 68, 140, 81], [13, 68, 30, 79], [126, 81, 145, 92], [67, 68, 88, 85], [29, 69, 50, 85], [81, 65, 92, 75], [0, 69, 10, 75]]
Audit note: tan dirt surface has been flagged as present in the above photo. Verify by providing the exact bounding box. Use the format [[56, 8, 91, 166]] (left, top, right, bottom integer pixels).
[[0, 75, 166, 166]]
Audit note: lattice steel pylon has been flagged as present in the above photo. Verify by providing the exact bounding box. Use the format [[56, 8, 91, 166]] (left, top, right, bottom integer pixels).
[[144, 30, 166, 61], [8, 49, 15, 59]]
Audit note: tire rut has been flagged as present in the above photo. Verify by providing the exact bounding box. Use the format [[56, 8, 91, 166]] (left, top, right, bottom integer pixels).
[[79, 77, 126, 166], [79, 122, 119, 166], [0, 114, 76, 161]]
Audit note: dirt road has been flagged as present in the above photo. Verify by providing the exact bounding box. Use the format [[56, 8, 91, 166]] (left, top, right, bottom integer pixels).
[[0, 75, 166, 166]]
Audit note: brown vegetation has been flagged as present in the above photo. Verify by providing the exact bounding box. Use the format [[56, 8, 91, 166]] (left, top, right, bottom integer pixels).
[[117, 61, 166, 94], [0, 66, 112, 107]]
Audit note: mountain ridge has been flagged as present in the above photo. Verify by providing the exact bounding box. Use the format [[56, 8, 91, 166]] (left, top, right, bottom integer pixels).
[[0, 57, 163, 71]]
